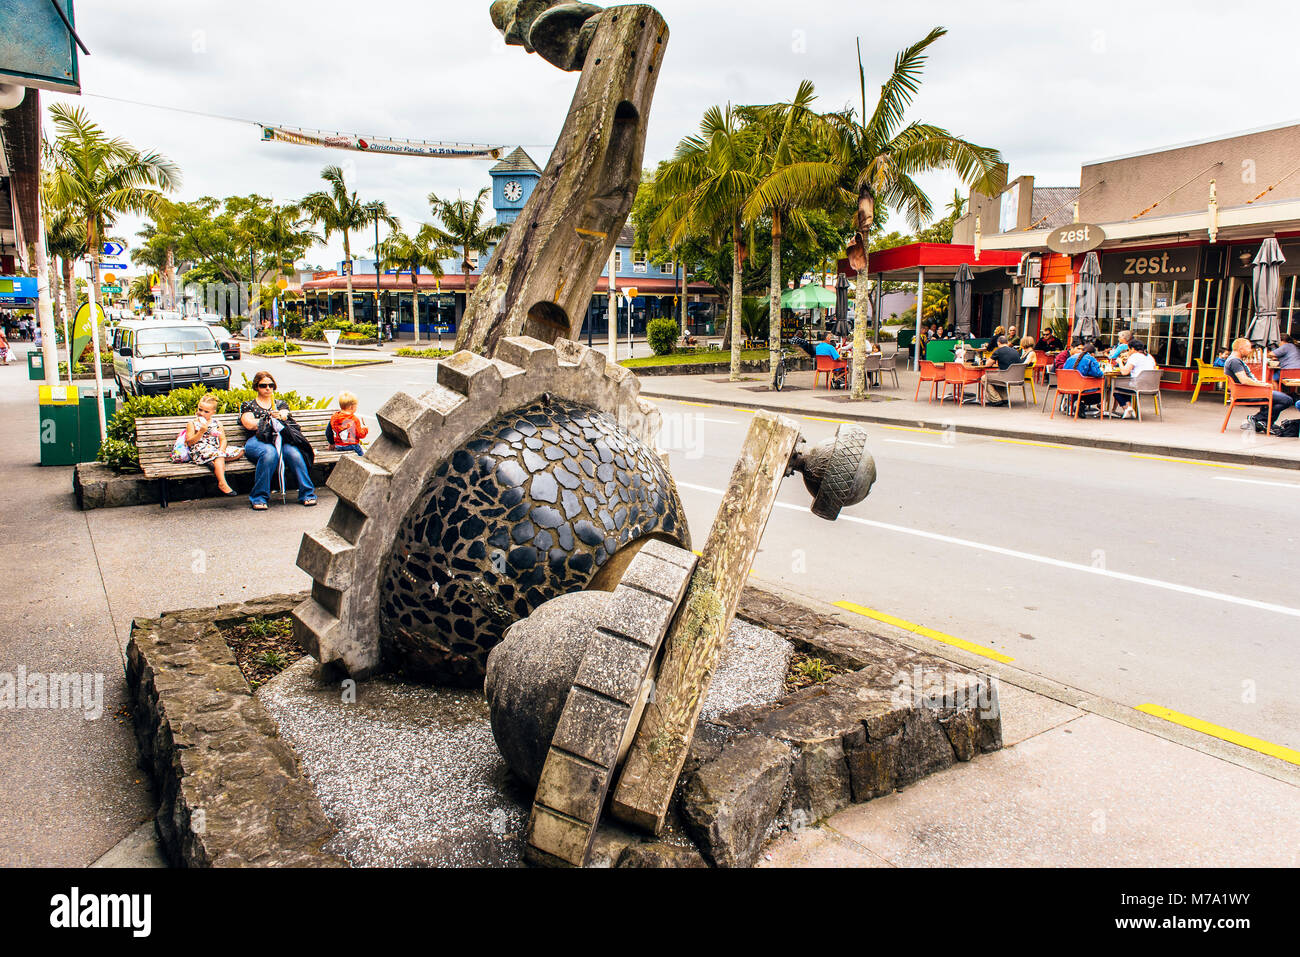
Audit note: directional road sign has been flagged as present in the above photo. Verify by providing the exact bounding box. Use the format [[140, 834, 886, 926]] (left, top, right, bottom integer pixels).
[[100, 241, 126, 258]]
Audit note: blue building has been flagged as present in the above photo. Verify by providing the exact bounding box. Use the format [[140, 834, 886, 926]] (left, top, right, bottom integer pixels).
[[303, 147, 719, 337]]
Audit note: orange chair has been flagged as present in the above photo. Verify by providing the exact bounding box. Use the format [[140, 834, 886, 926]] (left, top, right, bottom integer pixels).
[[915, 360, 946, 402], [1052, 369, 1103, 420], [814, 354, 848, 390], [1033, 351, 1050, 384], [940, 363, 984, 406], [1221, 380, 1275, 433]]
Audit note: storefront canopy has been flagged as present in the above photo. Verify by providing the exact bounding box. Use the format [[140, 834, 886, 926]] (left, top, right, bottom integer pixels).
[[844, 242, 1025, 283]]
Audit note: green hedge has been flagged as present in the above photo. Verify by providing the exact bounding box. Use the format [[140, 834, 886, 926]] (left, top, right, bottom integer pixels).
[[301, 319, 378, 341], [251, 340, 305, 355], [394, 347, 453, 359], [98, 375, 328, 474]]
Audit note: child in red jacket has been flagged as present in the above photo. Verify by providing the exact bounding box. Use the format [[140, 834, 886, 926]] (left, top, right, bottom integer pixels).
[[330, 392, 369, 456]]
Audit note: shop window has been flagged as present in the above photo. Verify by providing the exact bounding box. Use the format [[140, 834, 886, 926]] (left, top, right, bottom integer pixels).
[[633, 251, 648, 274]]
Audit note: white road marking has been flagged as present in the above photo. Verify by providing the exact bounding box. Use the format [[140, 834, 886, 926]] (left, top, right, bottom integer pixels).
[[695, 417, 741, 426], [885, 439, 952, 450], [1215, 476, 1300, 490], [675, 481, 1300, 619]]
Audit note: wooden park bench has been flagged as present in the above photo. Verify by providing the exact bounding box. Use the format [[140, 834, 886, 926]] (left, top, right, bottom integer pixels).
[[135, 410, 343, 508]]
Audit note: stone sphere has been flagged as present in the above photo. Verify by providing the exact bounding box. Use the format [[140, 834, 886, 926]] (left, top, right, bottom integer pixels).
[[484, 590, 610, 786], [378, 395, 689, 686]]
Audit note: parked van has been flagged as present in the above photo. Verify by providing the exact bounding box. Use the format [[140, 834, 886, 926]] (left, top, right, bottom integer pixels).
[[111, 319, 231, 396]]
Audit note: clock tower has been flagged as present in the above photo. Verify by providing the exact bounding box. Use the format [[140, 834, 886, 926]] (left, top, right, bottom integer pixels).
[[489, 147, 542, 226]]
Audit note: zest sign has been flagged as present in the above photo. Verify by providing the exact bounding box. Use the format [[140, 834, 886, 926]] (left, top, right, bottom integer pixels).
[[1047, 223, 1105, 255]]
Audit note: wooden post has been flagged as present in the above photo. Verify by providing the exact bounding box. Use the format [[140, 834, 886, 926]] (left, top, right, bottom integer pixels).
[[610, 411, 802, 834], [457, 5, 668, 358]]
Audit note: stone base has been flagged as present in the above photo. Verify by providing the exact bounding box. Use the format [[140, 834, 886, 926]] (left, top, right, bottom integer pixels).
[[125, 595, 346, 867], [74, 461, 335, 510], [123, 585, 1003, 868]]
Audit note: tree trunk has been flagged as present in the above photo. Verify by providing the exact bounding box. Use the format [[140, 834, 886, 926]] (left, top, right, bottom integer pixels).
[[679, 260, 687, 333], [456, 7, 669, 357], [769, 211, 782, 385], [729, 218, 743, 382], [164, 246, 176, 311], [850, 269, 870, 399], [412, 280, 421, 343], [62, 258, 76, 344], [343, 232, 356, 325]]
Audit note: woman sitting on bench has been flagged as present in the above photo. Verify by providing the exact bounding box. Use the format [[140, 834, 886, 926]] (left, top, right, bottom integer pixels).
[[184, 393, 243, 496], [239, 371, 317, 510]]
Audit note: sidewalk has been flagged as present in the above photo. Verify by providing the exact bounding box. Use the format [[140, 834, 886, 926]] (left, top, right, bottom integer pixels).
[[637, 365, 1300, 471], [2, 360, 1295, 868]]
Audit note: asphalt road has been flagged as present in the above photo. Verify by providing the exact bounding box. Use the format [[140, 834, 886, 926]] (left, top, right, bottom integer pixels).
[[243, 353, 1300, 755]]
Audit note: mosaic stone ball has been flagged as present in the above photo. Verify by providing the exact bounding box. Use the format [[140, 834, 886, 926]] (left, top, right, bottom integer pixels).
[[379, 395, 690, 686]]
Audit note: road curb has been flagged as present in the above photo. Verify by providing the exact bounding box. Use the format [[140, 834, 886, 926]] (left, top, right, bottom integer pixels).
[[640, 389, 1300, 472]]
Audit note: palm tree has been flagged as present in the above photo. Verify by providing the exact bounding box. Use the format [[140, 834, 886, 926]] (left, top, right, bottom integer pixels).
[[300, 166, 397, 325], [650, 104, 761, 381], [376, 226, 450, 343], [256, 202, 316, 329], [744, 29, 1005, 398], [427, 188, 507, 292], [744, 80, 828, 385], [43, 104, 180, 346], [127, 273, 158, 310]]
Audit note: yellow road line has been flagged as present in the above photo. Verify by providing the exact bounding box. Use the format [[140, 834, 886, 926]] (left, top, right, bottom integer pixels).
[[1130, 454, 1245, 470], [733, 407, 757, 414], [670, 400, 714, 408], [834, 601, 1015, 663], [1135, 704, 1300, 766], [880, 424, 944, 436], [801, 415, 851, 425]]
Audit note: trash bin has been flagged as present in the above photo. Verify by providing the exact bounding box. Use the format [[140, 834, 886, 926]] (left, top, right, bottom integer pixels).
[[37, 384, 80, 466], [77, 386, 117, 464], [27, 351, 45, 381]]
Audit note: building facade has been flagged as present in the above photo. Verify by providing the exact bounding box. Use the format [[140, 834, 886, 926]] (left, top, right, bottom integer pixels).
[[302, 147, 719, 338], [952, 121, 1300, 388]]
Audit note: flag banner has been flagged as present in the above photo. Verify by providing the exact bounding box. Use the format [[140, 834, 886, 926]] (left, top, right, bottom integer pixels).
[[259, 125, 504, 160]]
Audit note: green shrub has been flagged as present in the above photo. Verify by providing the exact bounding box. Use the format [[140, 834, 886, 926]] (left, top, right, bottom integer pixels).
[[646, 317, 680, 357], [875, 328, 896, 342], [98, 375, 328, 473], [251, 340, 304, 355]]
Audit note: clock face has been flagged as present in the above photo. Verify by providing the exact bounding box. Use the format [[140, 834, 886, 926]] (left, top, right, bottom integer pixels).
[[503, 180, 523, 203]]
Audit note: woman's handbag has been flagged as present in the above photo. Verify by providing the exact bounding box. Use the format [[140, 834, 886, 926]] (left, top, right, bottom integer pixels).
[[169, 430, 191, 464]]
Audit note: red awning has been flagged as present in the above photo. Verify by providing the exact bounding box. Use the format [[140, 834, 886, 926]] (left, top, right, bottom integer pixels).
[[841, 243, 1026, 282]]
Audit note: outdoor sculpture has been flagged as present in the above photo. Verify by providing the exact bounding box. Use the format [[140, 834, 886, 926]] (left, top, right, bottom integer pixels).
[[291, 0, 880, 868]]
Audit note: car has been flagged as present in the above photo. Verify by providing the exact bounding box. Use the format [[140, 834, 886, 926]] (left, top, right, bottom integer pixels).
[[110, 319, 231, 397], [208, 326, 241, 361]]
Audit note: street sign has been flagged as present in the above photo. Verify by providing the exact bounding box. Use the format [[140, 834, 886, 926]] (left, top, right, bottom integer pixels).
[[0, 277, 38, 298], [98, 262, 128, 270], [100, 241, 126, 258]]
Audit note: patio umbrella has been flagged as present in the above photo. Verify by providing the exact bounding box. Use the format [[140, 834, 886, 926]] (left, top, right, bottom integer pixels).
[[1247, 238, 1286, 349], [953, 263, 974, 335], [1072, 251, 1101, 342], [835, 273, 849, 323], [781, 284, 836, 310], [833, 314, 852, 339]]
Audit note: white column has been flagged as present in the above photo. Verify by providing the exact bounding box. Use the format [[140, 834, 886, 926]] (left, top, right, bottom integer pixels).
[[607, 248, 617, 363]]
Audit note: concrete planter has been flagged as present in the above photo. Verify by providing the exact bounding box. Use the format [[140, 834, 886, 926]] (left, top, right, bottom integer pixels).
[[629, 355, 814, 377]]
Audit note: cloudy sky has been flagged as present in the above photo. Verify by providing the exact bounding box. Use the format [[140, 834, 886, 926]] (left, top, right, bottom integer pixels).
[[41, 0, 1300, 268]]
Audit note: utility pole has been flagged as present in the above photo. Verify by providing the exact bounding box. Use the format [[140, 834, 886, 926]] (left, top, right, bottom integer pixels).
[[607, 247, 617, 363]]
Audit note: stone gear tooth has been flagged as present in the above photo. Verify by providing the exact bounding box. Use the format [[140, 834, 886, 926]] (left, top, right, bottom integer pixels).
[[364, 436, 411, 476], [437, 350, 504, 398], [497, 336, 561, 375], [555, 337, 607, 377], [296, 528, 357, 591], [416, 384, 471, 418], [326, 454, 392, 516], [376, 391, 441, 447], [292, 597, 340, 667]]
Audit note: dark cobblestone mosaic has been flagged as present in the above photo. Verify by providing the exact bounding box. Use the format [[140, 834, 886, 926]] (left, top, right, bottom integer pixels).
[[379, 396, 689, 686]]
